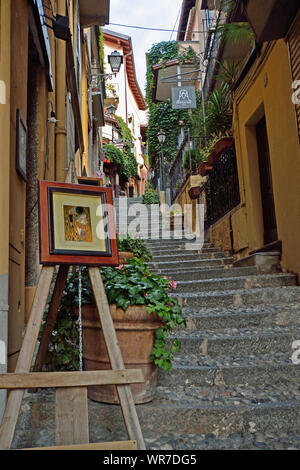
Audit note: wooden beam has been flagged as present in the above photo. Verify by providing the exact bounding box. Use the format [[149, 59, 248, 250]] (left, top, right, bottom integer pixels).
[[0, 370, 145, 389], [88, 267, 146, 450], [0, 266, 55, 450], [55, 387, 89, 446], [22, 440, 138, 450]]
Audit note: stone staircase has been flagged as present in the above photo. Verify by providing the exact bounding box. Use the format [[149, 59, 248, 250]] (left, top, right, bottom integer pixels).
[[11, 199, 300, 450], [146, 237, 300, 449]]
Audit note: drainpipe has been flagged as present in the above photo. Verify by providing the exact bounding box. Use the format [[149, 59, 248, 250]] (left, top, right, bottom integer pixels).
[[0, 0, 11, 421], [124, 51, 133, 126], [55, 0, 67, 182]]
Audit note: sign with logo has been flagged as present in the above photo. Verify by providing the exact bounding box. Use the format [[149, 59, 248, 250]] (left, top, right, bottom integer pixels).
[[172, 86, 197, 109]]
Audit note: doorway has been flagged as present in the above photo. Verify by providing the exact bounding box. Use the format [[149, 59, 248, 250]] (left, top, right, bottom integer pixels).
[[256, 116, 278, 245]]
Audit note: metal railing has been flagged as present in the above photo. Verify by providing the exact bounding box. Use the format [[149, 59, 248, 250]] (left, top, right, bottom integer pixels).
[[205, 146, 240, 226], [169, 140, 187, 203]]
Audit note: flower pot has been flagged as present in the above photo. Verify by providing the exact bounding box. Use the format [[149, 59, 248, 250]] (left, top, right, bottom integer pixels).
[[81, 304, 163, 404], [118, 251, 134, 264]]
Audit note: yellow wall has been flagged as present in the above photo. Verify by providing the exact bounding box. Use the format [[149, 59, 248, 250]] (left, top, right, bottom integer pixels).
[[8, 0, 29, 370], [210, 215, 232, 252], [232, 39, 300, 279], [174, 175, 205, 233], [0, 0, 11, 280]]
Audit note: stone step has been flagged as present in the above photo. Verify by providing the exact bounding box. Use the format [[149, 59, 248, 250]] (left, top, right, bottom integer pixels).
[[158, 351, 298, 387], [175, 273, 296, 293], [149, 257, 235, 270], [152, 265, 262, 280], [151, 252, 229, 262], [116, 231, 197, 241], [181, 303, 300, 330], [171, 286, 300, 309], [171, 324, 300, 356], [12, 386, 300, 448], [146, 239, 212, 247], [149, 246, 222, 255]]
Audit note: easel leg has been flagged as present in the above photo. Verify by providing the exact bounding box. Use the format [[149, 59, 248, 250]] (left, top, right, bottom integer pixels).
[[0, 266, 55, 450], [32, 265, 69, 374], [88, 267, 146, 450]]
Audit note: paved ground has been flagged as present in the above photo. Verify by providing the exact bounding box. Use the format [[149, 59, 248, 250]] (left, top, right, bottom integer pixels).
[[11, 199, 300, 449]]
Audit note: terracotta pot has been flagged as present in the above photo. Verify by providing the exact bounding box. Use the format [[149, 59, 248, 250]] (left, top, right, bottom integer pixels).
[[81, 304, 163, 404], [118, 251, 134, 264], [212, 136, 233, 157]]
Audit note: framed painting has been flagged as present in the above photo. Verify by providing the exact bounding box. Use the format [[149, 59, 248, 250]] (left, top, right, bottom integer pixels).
[[16, 109, 28, 182], [77, 176, 103, 187], [39, 181, 119, 266]]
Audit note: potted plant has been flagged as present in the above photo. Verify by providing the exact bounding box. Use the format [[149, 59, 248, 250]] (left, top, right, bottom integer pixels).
[[117, 233, 152, 263], [63, 258, 184, 404]]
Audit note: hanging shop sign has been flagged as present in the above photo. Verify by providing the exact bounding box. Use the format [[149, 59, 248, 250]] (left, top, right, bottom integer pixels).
[[39, 181, 119, 266], [172, 86, 197, 109]]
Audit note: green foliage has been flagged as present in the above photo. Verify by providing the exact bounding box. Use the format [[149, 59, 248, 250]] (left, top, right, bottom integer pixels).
[[146, 41, 179, 107], [40, 282, 80, 371], [215, 59, 240, 87], [103, 142, 137, 179], [214, 22, 255, 45], [142, 181, 159, 205], [99, 27, 105, 72], [206, 83, 233, 137], [115, 116, 138, 178], [103, 144, 124, 166], [117, 233, 153, 262], [116, 115, 134, 148], [43, 259, 185, 372], [146, 41, 197, 170], [183, 149, 204, 172], [190, 83, 232, 143], [147, 100, 190, 167], [100, 258, 185, 371]]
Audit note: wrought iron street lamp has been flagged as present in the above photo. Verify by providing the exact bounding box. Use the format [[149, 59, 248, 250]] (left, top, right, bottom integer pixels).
[[157, 129, 166, 191], [108, 50, 123, 74], [157, 129, 166, 145]]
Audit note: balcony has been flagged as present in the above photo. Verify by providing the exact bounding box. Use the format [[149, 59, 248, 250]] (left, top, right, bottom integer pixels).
[[79, 0, 110, 27]]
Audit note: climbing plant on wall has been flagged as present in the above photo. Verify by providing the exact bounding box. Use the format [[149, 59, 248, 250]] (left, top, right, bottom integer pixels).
[[146, 41, 198, 169], [147, 100, 190, 167], [116, 115, 138, 178], [99, 27, 105, 71]]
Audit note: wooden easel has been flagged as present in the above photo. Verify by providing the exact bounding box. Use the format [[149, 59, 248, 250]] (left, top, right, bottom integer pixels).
[[0, 265, 146, 450]]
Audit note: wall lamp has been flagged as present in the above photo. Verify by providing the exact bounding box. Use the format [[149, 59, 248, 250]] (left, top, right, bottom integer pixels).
[[44, 14, 72, 42]]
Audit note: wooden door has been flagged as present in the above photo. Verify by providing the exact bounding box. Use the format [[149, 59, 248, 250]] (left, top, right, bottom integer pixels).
[[256, 116, 278, 245]]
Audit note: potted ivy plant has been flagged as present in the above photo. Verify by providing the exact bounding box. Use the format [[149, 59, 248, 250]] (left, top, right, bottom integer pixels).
[[66, 258, 184, 405]]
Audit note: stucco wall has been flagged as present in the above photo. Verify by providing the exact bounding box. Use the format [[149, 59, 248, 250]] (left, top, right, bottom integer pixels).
[[0, 0, 11, 420], [174, 175, 205, 233], [210, 216, 232, 252], [104, 40, 147, 165], [232, 39, 300, 280]]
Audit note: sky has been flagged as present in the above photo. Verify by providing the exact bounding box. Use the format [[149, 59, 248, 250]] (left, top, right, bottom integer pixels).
[[108, 0, 183, 95]]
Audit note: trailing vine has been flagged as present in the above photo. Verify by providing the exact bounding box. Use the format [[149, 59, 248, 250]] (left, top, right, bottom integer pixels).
[[99, 27, 105, 72], [103, 144, 124, 167], [116, 115, 138, 178]]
